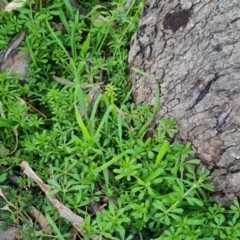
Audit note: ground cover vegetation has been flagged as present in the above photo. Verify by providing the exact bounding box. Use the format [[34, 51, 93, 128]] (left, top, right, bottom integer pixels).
[[0, 0, 240, 239]]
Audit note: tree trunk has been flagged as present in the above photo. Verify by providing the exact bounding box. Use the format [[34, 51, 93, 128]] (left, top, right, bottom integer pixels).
[[129, 0, 240, 206]]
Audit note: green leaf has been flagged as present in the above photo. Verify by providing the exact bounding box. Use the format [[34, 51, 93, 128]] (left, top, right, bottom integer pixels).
[[50, 10, 63, 15], [214, 214, 225, 225], [136, 177, 147, 186], [115, 174, 125, 180], [152, 178, 163, 184], [47, 179, 61, 189], [117, 224, 126, 239], [94, 153, 125, 174], [47, 3, 63, 10], [155, 141, 169, 167], [145, 168, 164, 182], [89, 94, 103, 131], [63, 0, 74, 16], [80, 34, 91, 56], [131, 186, 143, 194], [0, 173, 7, 183], [185, 159, 201, 164], [185, 197, 203, 206], [46, 20, 70, 58], [0, 118, 16, 127], [201, 183, 214, 191], [45, 213, 65, 240], [138, 191, 145, 200], [147, 186, 157, 197], [132, 67, 160, 138], [186, 218, 205, 225], [175, 179, 184, 194], [170, 208, 183, 214], [164, 214, 170, 226], [94, 104, 117, 138], [148, 150, 154, 159], [233, 199, 240, 208], [68, 185, 89, 191], [126, 235, 134, 240], [153, 200, 165, 211], [35, 13, 47, 20], [75, 105, 91, 140], [169, 213, 181, 221]]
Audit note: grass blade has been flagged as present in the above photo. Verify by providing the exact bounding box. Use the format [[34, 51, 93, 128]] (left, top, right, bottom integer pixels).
[[45, 213, 65, 240], [155, 141, 169, 167], [94, 153, 125, 174], [89, 93, 103, 133], [46, 20, 70, 58], [75, 106, 91, 140], [132, 67, 160, 138], [94, 104, 116, 138], [80, 33, 91, 57], [62, 0, 73, 17]]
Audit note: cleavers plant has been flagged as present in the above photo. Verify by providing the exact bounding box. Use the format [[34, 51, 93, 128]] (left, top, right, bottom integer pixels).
[[1, 0, 240, 240]]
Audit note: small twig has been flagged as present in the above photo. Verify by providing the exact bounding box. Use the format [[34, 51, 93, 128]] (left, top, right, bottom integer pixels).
[[26, 102, 47, 119], [19, 161, 106, 240], [29, 206, 52, 235], [90, 203, 107, 217], [20, 162, 85, 229]]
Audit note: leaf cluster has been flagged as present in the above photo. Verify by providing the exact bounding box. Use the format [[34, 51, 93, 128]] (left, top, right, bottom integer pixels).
[[0, 1, 240, 240]]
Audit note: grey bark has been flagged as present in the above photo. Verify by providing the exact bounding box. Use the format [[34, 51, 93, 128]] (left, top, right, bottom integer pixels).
[[129, 0, 240, 206]]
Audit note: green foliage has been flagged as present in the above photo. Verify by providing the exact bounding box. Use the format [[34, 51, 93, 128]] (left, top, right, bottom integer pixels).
[[0, 0, 240, 240]]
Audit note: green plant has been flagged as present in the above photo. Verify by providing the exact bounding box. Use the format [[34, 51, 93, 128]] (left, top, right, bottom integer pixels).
[[1, 1, 240, 240]]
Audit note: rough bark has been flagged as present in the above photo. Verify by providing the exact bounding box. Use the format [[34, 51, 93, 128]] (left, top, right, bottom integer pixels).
[[129, 0, 240, 206]]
